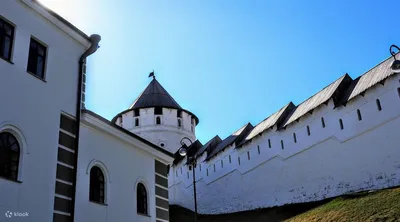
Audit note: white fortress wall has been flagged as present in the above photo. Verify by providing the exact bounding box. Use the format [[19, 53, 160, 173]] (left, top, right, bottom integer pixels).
[[169, 74, 400, 214]]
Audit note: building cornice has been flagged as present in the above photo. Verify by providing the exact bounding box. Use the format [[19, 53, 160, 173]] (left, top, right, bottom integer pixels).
[[19, 0, 91, 48], [81, 111, 174, 164]]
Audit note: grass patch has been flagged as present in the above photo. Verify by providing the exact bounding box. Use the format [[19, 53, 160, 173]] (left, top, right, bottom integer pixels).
[[286, 187, 400, 222]]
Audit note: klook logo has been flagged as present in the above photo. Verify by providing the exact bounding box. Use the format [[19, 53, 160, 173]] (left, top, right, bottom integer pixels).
[[4, 211, 12, 218], [4, 210, 29, 219]]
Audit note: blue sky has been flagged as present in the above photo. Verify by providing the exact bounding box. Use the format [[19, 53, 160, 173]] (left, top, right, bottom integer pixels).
[[41, 0, 400, 143]]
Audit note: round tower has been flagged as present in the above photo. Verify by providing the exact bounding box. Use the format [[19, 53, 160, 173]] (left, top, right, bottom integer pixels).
[[112, 76, 198, 154]]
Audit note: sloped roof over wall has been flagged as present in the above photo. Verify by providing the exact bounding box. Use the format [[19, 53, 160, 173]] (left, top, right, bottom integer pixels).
[[196, 136, 222, 158], [282, 74, 352, 127], [344, 56, 396, 102], [239, 103, 295, 147], [206, 123, 253, 161]]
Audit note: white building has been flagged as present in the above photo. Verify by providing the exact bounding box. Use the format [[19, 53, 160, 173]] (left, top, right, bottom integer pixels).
[[3, 0, 400, 221], [168, 56, 400, 213], [0, 1, 173, 222]]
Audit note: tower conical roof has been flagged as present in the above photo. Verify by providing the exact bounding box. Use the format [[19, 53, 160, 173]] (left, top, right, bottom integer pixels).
[[129, 78, 182, 110]]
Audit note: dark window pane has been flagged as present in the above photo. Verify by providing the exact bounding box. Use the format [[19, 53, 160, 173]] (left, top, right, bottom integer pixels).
[[89, 167, 105, 203], [0, 132, 20, 180], [27, 38, 47, 79]]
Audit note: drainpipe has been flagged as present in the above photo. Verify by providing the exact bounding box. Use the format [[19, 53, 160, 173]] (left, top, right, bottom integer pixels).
[[70, 34, 101, 222]]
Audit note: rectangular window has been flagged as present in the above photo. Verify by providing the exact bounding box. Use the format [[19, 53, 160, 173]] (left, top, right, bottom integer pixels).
[[213, 164, 216, 172], [206, 169, 209, 176], [293, 133, 297, 143], [281, 140, 284, 149], [27, 37, 47, 79], [257, 145, 260, 154], [247, 151, 250, 160], [134, 109, 140, 117], [154, 107, 163, 115], [268, 139, 271, 148], [238, 157, 241, 165], [189, 165, 192, 171], [0, 17, 15, 62], [177, 110, 182, 118], [307, 125, 311, 136], [199, 164, 201, 171], [187, 172, 189, 179], [229, 155, 231, 163], [221, 160, 223, 168]]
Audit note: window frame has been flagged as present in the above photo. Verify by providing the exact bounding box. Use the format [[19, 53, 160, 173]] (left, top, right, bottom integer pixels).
[[0, 16, 15, 63], [89, 166, 105, 204], [27, 37, 47, 80], [0, 132, 20, 181], [137, 183, 149, 216]]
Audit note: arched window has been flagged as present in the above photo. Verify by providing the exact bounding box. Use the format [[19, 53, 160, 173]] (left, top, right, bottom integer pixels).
[[321, 117, 326, 128], [307, 125, 311, 136], [376, 99, 382, 111], [339, 119, 344, 130], [135, 118, 139, 127], [177, 119, 182, 127], [293, 133, 297, 143], [137, 183, 148, 215], [0, 132, 20, 180], [89, 166, 105, 203], [357, 109, 362, 121], [156, 116, 161, 125]]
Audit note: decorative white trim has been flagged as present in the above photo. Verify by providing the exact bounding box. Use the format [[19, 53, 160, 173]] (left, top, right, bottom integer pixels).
[[56, 179, 73, 186], [134, 177, 151, 216], [59, 129, 76, 138], [81, 113, 174, 163], [155, 173, 168, 180], [53, 210, 71, 216], [57, 161, 74, 169], [58, 145, 75, 153], [155, 184, 168, 190], [156, 206, 169, 212], [0, 123, 28, 182], [155, 195, 169, 201], [55, 194, 72, 201], [86, 159, 111, 183], [86, 160, 110, 204]]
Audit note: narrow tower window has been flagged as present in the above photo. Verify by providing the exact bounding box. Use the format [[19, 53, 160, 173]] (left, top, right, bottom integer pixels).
[[178, 119, 182, 127], [321, 117, 326, 128], [376, 99, 382, 111], [357, 109, 362, 121], [238, 157, 241, 165], [257, 145, 261, 154], [154, 107, 163, 115], [207, 169, 209, 176], [213, 164, 216, 172], [281, 140, 284, 150], [221, 160, 223, 168], [247, 151, 250, 160], [339, 119, 344, 130], [177, 110, 182, 118], [268, 139, 271, 148], [229, 155, 231, 163], [156, 116, 161, 125], [135, 118, 139, 126], [293, 133, 297, 143], [134, 109, 140, 117], [307, 125, 311, 136]]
